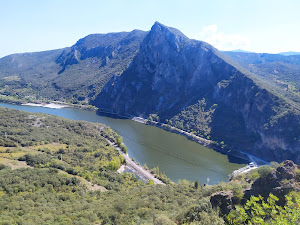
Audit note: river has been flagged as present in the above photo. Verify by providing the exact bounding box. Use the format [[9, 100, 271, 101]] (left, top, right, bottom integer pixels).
[[0, 102, 246, 184]]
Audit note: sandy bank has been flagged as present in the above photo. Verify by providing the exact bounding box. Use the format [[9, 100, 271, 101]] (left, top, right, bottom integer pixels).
[[22, 103, 68, 109]]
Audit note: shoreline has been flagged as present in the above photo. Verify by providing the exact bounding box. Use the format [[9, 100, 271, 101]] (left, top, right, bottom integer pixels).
[[96, 110, 268, 167], [131, 117, 266, 165], [0, 96, 98, 111], [0, 99, 164, 184], [22, 102, 68, 109], [0, 99, 266, 173], [106, 139, 165, 185]]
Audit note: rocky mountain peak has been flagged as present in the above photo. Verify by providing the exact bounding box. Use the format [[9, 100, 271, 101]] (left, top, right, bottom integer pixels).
[[145, 22, 191, 51]]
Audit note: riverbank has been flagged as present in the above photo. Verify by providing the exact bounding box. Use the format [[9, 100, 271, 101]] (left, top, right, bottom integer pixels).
[[106, 139, 165, 185], [0, 95, 98, 111], [97, 110, 268, 166], [132, 118, 265, 165], [0, 101, 248, 183], [22, 103, 67, 109]]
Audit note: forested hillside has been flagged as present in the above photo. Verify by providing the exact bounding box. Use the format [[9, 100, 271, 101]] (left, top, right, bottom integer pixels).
[[0, 107, 299, 224], [0, 30, 146, 102], [224, 51, 300, 101]]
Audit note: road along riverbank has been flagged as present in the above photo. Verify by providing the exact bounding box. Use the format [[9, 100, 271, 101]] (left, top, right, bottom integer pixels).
[[106, 139, 165, 185]]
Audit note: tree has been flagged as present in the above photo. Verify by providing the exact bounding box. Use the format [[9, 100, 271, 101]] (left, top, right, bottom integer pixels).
[[194, 180, 199, 189], [154, 215, 176, 225], [227, 193, 300, 224]]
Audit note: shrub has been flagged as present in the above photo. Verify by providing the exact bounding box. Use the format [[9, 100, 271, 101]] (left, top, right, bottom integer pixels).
[[0, 164, 7, 170], [227, 193, 300, 224], [248, 170, 260, 181], [257, 165, 273, 179], [154, 215, 175, 225], [269, 161, 280, 168]]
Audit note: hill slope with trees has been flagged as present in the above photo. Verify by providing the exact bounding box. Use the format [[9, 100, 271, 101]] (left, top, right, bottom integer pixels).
[[0, 107, 299, 224]]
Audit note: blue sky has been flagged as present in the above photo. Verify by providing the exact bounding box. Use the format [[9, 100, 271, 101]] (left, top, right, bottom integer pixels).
[[0, 0, 299, 58]]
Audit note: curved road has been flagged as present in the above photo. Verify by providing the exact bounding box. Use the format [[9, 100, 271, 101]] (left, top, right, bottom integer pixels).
[[107, 140, 164, 185]]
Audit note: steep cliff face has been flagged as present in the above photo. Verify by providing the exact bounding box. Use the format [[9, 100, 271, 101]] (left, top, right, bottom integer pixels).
[[95, 22, 237, 116], [214, 72, 300, 162], [50, 30, 147, 99], [95, 22, 300, 163]]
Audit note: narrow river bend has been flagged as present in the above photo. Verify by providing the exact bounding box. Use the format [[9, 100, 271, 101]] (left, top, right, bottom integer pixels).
[[0, 102, 246, 184]]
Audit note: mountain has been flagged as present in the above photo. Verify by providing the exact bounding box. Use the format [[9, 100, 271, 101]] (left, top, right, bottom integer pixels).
[[0, 30, 147, 101], [0, 22, 299, 164], [227, 49, 254, 53], [223, 51, 300, 99], [279, 51, 300, 56], [95, 22, 300, 163]]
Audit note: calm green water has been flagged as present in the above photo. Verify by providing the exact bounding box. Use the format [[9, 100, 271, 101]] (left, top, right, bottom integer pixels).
[[0, 102, 246, 184]]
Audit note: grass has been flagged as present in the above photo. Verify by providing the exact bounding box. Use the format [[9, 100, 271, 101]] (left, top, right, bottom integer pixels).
[[0, 157, 30, 169], [31, 143, 67, 152], [0, 147, 38, 160]]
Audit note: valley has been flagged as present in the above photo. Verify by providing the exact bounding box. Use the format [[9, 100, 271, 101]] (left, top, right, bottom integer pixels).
[[0, 19, 299, 225], [0, 102, 245, 184], [0, 106, 298, 225], [0, 22, 299, 165]]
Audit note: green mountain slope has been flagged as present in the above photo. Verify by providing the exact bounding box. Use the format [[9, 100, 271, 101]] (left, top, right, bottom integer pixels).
[[0, 30, 146, 101], [224, 51, 300, 100]]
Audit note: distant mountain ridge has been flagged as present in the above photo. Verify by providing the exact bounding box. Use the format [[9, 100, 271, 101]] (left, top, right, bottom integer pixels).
[[279, 51, 300, 56], [0, 30, 147, 100], [223, 51, 300, 99], [225, 50, 300, 56], [227, 49, 254, 53]]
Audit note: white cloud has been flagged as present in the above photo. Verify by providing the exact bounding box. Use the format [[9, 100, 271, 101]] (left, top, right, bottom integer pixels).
[[192, 25, 250, 51]]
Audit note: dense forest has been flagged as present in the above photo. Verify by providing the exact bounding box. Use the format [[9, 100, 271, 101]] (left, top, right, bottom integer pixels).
[[0, 107, 299, 224]]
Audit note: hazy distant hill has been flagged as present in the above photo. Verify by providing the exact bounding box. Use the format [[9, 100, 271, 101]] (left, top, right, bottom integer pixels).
[[279, 51, 300, 56], [224, 51, 300, 99], [227, 49, 254, 53]]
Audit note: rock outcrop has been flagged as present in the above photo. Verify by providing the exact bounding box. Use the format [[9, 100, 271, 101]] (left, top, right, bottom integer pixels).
[[211, 160, 299, 214], [244, 160, 300, 205], [210, 191, 240, 215]]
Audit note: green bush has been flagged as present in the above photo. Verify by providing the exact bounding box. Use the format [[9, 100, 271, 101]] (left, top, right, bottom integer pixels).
[[257, 165, 273, 179], [249, 170, 260, 180], [227, 193, 300, 224], [269, 161, 280, 168], [0, 163, 7, 170]]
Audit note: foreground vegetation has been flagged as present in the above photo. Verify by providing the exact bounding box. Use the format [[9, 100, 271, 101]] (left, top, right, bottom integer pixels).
[[0, 107, 299, 224]]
